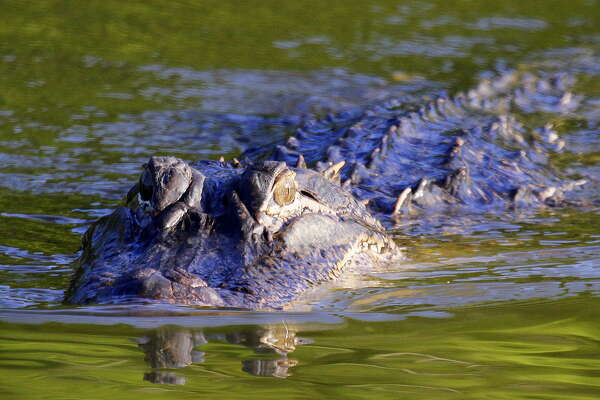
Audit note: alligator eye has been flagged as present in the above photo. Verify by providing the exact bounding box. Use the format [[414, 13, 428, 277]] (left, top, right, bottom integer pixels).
[[272, 170, 297, 206]]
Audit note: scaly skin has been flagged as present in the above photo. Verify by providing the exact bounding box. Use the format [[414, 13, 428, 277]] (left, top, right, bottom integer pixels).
[[66, 159, 398, 309], [67, 68, 591, 309], [270, 69, 587, 230]]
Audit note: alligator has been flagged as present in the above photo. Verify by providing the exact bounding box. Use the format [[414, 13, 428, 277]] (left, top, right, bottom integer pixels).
[[66, 67, 591, 309]]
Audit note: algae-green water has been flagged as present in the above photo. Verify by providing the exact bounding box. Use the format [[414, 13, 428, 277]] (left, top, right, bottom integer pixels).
[[1, 1, 599, 398]]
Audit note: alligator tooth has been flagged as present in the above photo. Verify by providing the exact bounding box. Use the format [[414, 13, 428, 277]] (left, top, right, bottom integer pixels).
[[218, 156, 225, 162], [232, 158, 242, 168]]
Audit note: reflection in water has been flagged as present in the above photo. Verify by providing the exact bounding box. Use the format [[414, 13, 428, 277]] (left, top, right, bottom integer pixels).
[[241, 358, 298, 379], [2, 299, 599, 398], [137, 324, 305, 383], [137, 328, 206, 384], [228, 325, 302, 378]]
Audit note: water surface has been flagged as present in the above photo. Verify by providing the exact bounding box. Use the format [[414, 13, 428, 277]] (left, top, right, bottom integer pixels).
[[1, 0, 599, 398]]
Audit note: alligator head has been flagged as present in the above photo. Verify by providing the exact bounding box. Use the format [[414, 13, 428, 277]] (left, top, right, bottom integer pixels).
[[66, 156, 399, 309]]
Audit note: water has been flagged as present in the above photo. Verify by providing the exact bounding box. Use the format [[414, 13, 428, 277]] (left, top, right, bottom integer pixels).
[[1, 0, 600, 398]]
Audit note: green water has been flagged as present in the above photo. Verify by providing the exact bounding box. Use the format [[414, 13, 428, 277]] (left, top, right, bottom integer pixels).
[[2, 297, 599, 399], [1, 0, 599, 398]]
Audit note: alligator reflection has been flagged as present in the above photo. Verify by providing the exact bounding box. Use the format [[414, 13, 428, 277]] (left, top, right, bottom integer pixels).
[[137, 324, 305, 383]]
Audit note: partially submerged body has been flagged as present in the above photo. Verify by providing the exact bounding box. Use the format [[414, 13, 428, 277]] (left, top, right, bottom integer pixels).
[[67, 67, 593, 309]]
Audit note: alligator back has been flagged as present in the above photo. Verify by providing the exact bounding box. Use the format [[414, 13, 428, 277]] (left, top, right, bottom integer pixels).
[[270, 69, 590, 232]]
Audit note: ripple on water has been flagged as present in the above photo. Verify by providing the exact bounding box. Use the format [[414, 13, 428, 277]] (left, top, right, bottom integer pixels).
[[0, 0, 598, 396]]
